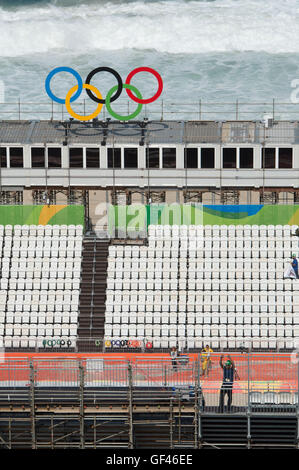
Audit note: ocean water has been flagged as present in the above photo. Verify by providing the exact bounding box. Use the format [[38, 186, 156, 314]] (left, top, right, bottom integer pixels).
[[0, 0, 299, 120]]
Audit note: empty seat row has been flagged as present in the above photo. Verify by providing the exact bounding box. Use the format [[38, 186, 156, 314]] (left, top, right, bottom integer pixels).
[[11, 241, 82, 250], [109, 259, 179, 268], [2, 313, 78, 323], [8, 270, 80, 279], [148, 224, 298, 236], [2, 250, 82, 259], [107, 270, 289, 280], [108, 248, 296, 260], [10, 260, 81, 269], [250, 391, 298, 405], [4, 324, 77, 335], [105, 311, 299, 325], [3, 279, 80, 290], [4, 303, 79, 313], [106, 280, 179, 290], [106, 289, 299, 305], [106, 279, 299, 291], [106, 289, 297, 301], [0, 224, 83, 235], [6, 289, 79, 299], [148, 238, 299, 248], [3, 337, 77, 348], [109, 260, 292, 271], [107, 302, 299, 314], [105, 323, 299, 338]]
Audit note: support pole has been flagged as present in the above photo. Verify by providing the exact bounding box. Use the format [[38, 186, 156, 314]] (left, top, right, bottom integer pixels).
[[169, 398, 174, 449], [8, 418, 11, 450], [194, 384, 198, 449], [51, 415, 54, 450], [297, 359, 299, 449], [247, 352, 251, 449], [178, 391, 181, 446], [29, 360, 36, 449], [128, 362, 134, 449], [79, 360, 85, 449], [196, 357, 202, 449]]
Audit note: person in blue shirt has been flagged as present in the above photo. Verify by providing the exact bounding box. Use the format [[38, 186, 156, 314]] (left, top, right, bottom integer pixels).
[[292, 254, 299, 279], [219, 354, 240, 413]]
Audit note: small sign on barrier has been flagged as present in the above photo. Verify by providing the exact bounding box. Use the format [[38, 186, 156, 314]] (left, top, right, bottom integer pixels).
[[42, 338, 74, 348], [104, 339, 152, 349]]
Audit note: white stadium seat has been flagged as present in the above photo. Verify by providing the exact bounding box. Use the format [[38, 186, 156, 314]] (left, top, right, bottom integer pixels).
[[0, 225, 84, 348], [104, 224, 299, 350]]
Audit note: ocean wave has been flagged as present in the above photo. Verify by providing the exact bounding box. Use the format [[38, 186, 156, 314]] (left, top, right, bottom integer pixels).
[[0, 0, 219, 8], [0, 0, 299, 56]]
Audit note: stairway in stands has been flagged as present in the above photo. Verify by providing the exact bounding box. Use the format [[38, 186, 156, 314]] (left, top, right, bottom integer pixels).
[[77, 238, 109, 350]]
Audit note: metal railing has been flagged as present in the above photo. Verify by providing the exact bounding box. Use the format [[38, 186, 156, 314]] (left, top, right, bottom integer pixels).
[[1, 99, 299, 121], [0, 353, 298, 414]]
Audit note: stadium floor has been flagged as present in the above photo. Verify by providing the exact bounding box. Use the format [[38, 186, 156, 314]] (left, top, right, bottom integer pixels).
[[0, 353, 297, 393]]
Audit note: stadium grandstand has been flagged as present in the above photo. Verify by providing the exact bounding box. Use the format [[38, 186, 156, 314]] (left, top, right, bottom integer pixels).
[[0, 119, 299, 448]]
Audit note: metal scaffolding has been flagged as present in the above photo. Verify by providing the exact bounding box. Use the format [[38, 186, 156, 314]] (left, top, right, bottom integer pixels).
[[0, 355, 297, 448]]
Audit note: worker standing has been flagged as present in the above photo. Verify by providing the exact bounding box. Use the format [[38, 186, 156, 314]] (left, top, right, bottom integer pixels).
[[292, 254, 299, 279], [219, 355, 240, 413], [200, 344, 213, 377]]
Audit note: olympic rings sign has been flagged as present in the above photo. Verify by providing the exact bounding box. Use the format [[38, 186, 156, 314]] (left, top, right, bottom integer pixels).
[[45, 66, 163, 122], [104, 339, 144, 349]]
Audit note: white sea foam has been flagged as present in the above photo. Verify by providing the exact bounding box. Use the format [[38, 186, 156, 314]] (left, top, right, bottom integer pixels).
[[0, 0, 299, 57], [0, 0, 298, 117]]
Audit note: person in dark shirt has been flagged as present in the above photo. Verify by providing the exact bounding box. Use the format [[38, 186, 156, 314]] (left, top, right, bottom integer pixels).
[[170, 346, 178, 371], [219, 354, 240, 413], [292, 254, 299, 279]]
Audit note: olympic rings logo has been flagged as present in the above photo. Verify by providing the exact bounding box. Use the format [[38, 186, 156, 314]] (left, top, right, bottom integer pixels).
[[104, 339, 144, 349], [45, 66, 163, 122]]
